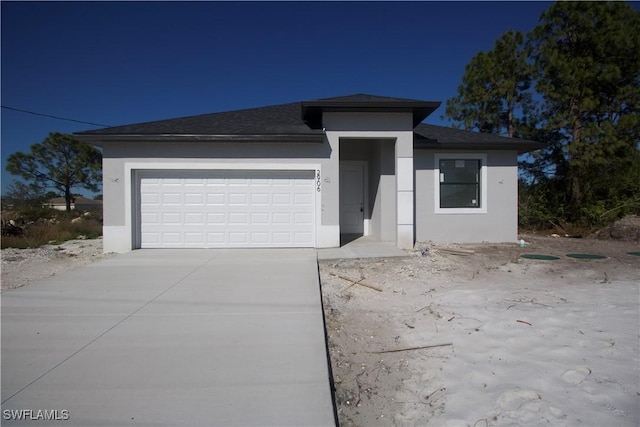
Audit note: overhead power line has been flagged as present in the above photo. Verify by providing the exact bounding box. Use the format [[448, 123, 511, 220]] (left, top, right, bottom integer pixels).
[[1, 105, 111, 127]]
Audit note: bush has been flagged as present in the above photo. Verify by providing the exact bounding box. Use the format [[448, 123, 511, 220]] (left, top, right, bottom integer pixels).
[[1, 218, 102, 249], [13, 207, 67, 223]]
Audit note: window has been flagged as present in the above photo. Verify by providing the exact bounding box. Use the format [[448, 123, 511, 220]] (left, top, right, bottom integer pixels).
[[434, 154, 487, 214], [440, 159, 480, 208]]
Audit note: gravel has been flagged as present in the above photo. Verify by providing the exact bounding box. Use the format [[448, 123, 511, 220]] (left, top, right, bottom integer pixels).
[[1, 237, 115, 290]]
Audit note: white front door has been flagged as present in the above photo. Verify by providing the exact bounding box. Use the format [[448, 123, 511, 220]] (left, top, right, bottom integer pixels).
[[340, 162, 365, 234]]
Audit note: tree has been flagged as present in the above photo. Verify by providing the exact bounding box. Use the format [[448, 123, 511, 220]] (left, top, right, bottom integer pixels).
[[1, 181, 48, 209], [6, 133, 102, 212], [446, 2, 640, 229], [528, 1, 640, 223], [445, 30, 534, 138]]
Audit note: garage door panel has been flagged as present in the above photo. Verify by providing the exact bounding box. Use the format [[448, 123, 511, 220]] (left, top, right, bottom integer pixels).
[[141, 212, 159, 224], [161, 213, 181, 224], [295, 232, 313, 243], [273, 213, 291, 224], [140, 193, 159, 204], [250, 212, 269, 224], [250, 193, 270, 205], [206, 213, 226, 224], [184, 178, 205, 186], [295, 213, 313, 224], [184, 193, 204, 205], [229, 193, 248, 205], [141, 232, 159, 244], [162, 193, 181, 205], [206, 232, 225, 243], [272, 194, 291, 205], [185, 213, 204, 224], [138, 170, 315, 248], [161, 232, 181, 244], [295, 193, 313, 205], [251, 232, 269, 244], [206, 193, 226, 205], [185, 232, 204, 244], [228, 213, 249, 225]]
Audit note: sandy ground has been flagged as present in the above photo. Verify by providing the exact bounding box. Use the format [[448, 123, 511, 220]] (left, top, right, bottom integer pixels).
[[1, 238, 115, 290], [319, 235, 640, 427], [2, 235, 638, 426]]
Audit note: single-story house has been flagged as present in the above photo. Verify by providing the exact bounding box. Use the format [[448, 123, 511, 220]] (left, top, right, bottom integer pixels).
[[74, 94, 543, 253], [45, 196, 103, 212]]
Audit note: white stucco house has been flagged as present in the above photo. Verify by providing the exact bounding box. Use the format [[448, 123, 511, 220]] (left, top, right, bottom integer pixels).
[[74, 94, 543, 253], [44, 196, 103, 212]]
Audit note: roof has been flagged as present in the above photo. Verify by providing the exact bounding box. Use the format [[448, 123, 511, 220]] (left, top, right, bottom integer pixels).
[[74, 93, 544, 152], [75, 102, 325, 143], [301, 94, 440, 128], [414, 124, 545, 153]]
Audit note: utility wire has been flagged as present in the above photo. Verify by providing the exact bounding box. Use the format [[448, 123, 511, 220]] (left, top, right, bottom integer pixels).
[[1, 105, 111, 127]]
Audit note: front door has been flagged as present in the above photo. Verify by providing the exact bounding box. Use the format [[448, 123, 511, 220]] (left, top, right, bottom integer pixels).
[[340, 162, 365, 234]]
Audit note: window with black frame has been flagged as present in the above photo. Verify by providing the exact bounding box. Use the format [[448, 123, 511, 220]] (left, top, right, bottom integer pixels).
[[439, 159, 481, 208]]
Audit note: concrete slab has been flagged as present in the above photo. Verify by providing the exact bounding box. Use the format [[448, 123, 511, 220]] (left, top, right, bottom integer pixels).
[[317, 235, 409, 260], [1, 249, 336, 426]]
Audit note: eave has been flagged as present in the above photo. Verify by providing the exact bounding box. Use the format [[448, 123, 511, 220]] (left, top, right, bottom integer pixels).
[[301, 100, 441, 129], [414, 138, 546, 154], [75, 133, 325, 145]]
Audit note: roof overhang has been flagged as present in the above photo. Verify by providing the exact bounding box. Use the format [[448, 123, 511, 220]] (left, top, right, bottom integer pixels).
[[301, 99, 441, 129], [414, 135, 546, 154], [74, 133, 325, 145]]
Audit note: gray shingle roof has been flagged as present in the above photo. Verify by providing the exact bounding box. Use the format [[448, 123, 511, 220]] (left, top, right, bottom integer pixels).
[[75, 94, 544, 152], [77, 102, 318, 136], [306, 93, 438, 104], [414, 124, 544, 153], [301, 94, 440, 128]]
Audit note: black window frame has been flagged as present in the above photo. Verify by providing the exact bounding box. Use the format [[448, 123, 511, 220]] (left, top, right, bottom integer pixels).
[[438, 159, 481, 209]]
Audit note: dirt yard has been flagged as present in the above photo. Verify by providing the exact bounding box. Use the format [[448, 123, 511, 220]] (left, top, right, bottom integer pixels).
[[2, 233, 639, 426], [319, 235, 640, 427], [1, 238, 114, 290]]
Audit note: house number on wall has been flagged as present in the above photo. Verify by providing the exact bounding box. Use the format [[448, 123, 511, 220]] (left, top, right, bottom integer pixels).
[[316, 170, 321, 192]]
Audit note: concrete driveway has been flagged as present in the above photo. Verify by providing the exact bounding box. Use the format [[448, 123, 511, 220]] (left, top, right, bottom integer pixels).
[[1, 249, 336, 426]]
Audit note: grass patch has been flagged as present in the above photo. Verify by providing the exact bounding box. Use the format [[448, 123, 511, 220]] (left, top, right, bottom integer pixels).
[[1, 219, 102, 249]]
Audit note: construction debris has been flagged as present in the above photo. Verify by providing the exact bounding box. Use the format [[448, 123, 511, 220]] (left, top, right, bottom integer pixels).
[[329, 272, 383, 292]]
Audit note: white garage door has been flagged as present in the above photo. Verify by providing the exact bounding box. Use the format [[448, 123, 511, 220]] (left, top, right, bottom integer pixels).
[[137, 170, 315, 248]]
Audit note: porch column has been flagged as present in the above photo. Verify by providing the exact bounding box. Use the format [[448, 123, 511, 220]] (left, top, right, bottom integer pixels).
[[396, 132, 414, 249]]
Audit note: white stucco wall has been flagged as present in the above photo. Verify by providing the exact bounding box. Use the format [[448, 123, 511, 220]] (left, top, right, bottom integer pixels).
[[101, 140, 338, 252], [414, 150, 519, 243], [99, 114, 520, 252], [370, 140, 397, 242], [323, 112, 414, 249]]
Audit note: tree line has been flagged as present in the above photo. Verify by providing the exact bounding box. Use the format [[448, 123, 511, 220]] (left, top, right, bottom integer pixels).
[[445, 1, 640, 232]]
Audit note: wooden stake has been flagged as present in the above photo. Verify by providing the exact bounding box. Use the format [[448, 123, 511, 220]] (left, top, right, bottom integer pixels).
[[434, 247, 475, 255], [329, 272, 383, 292], [373, 342, 453, 354]]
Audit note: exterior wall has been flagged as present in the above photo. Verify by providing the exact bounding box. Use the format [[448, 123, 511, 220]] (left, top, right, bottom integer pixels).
[[368, 142, 382, 239], [101, 113, 521, 251], [101, 140, 337, 253], [395, 131, 414, 249], [324, 112, 414, 249], [369, 140, 396, 242], [414, 150, 518, 243]]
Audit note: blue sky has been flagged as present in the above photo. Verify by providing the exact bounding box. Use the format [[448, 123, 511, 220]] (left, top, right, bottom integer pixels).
[[1, 1, 554, 196]]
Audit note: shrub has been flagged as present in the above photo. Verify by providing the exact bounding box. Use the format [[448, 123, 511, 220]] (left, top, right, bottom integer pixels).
[[0, 218, 102, 249]]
